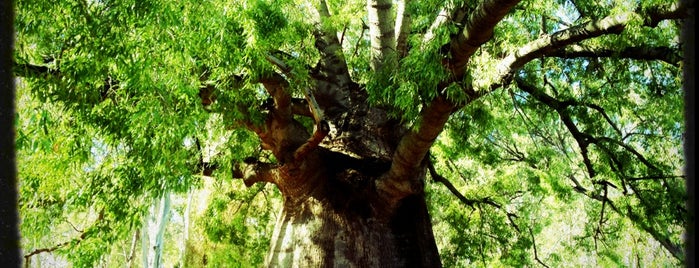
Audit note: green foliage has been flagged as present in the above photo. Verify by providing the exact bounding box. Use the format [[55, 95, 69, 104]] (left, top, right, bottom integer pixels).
[[190, 181, 280, 267], [14, 0, 686, 266]]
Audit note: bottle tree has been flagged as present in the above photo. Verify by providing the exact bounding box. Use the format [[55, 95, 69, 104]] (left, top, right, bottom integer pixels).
[[14, 0, 690, 266]]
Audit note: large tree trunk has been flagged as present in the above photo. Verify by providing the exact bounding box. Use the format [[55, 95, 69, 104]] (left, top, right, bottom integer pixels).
[[263, 150, 441, 267], [235, 84, 444, 266], [267, 151, 441, 267], [233, 12, 447, 264]]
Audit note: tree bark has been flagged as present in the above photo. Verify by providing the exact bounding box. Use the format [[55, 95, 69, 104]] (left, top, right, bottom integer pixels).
[[261, 150, 441, 267], [235, 79, 442, 266]]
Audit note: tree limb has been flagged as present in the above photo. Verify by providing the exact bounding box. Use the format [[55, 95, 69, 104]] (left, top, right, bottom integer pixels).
[[423, 1, 469, 44], [427, 158, 500, 209], [367, 0, 396, 71], [394, 0, 411, 59], [548, 45, 683, 67], [492, 4, 689, 90], [312, 0, 352, 89], [528, 226, 550, 268], [515, 77, 597, 177], [232, 159, 280, 187], [264, 53, 330, 162], [377, 96, 457, 202], [448, 0, 521, 78]]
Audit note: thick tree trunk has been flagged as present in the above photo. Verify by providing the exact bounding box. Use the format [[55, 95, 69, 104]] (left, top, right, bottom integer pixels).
[[260, 150, 441, 267], [242, 31, 443, 265]]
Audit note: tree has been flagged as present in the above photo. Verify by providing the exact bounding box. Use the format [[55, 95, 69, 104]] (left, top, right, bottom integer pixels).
[[13, 0, 690, 267]]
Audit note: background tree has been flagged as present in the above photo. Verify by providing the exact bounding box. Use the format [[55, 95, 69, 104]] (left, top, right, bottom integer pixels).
[[14, 0, 690, 267]]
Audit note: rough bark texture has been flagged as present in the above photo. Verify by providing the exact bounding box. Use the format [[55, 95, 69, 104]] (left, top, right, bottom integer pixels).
[[264, 151, 441, 267], [245, 85, 442, 267]]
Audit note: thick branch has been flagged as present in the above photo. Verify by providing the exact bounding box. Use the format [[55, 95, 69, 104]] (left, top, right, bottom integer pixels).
[[394, 0, 411, 58], [377, 96, 457, 202], [312, 1, 352, 88], [293, 121, 330, 161], [232, 159, 280, 187], [265, 54, 330, 162], [13, 63, 59, 78], [493, 4, 689, 88], [367, 0, 396, 71], [261, 57, 293, 119], [423, 2, 469, 44], [448, 0, 521, 78], [293, 87, 329, 161]]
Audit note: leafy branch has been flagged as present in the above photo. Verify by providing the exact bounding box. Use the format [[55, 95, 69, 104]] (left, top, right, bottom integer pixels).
[[489, 2, 688, 92], [427, 156, 520, 232], [23, 209, 104, 262]]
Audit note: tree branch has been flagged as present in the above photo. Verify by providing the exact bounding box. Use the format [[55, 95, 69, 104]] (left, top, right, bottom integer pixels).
[[367, 0, 396, 71], [394, 0, 411, 59], [23, 209, 104, 261], [423, 2, 469, 44], [528, 226, 550, 268], [232, 158, 280, 187], [448, 0, 521, 78], [264, 53, 330, 162], [548, 45, 683, 67], [515, 77, 597, 177], [312, 0, 352, 89], [568, 173, 684, 262], [492, 4, 689, 90], [427, 158, 500, 209], [13, 62, 59, 78], [377, 96, 457, 202]]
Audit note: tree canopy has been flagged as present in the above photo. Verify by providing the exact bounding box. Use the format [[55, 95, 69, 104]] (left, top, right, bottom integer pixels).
[[13, 0, 690, 267]]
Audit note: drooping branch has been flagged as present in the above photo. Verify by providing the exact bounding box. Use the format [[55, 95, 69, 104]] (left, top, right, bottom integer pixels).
[[13, 62, 59, 78], [548, 45, 683, 67], [625, 192, 685, 261], [515, 77, 597, 178], [518, 76, 686, 261], [24, 240, 74, 261], [367, 0, 396, 71], [528, 226, 551, 268], [427, 158, 500, 209], [23, 209, 104, 261], [428, 157, 522, 232], [448, 0, 521, 78], [13, 61, 119, 103], [567, 174, 685, 262]]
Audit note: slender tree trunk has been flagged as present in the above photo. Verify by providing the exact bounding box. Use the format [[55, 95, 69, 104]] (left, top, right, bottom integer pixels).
[[126, 230, 139, 268], [141, 192, 172, 268], [179, 189, 193, 268]]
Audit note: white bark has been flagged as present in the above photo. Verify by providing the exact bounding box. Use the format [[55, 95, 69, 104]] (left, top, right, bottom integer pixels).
[[141, 192, 172, 268], [367, 0, 396, 71]]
